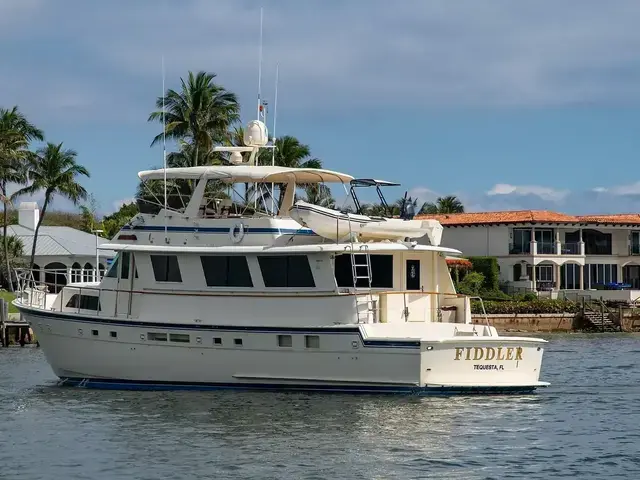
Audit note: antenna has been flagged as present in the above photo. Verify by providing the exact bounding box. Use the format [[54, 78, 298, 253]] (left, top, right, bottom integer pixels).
[[271, 64, 279, 216], [253, 7, 264, 211], [256, 7, 264, 122], [162, 55, 167, 241]]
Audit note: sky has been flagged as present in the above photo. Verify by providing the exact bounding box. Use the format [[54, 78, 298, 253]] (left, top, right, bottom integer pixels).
[[3, 0, 640, 215]]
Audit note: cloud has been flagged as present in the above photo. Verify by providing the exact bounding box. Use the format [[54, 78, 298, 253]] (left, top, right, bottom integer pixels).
[[408, 187, 438, 203], [4, 0, 640, 124], [593, 181, 640, 197], [486, 183, 569, 202]]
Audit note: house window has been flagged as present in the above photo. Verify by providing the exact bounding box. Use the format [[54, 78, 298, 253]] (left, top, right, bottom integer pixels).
[[513, 264, 522, 281], [511, 229, 532, 254], [535, 229, 555, 254], [305, 335, 320, 349], [200, 256, 253, 287], [582, 229, 612, 255], [65, 294, 101, 311], [147, 332, 168, 341], [169, 333, 190, 343], [585, 263, 618, 287], [150, 255, 182, 282], [277, 335, 292, 347], [334, 254, 393, 288], [258, 255, 315, 287]]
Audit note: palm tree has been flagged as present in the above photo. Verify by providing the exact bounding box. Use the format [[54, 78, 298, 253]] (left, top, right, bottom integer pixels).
[[15, 142, 89, 269], [148, 71, 240, 167], [303, 184, 335, 209], [0, 107, 44, 291], [258, 136, 322, 208], [0, 235, 24, 289], [420, 195, 465, 214]]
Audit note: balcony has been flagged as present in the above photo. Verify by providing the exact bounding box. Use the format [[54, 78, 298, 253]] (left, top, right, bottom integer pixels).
[[537, 241, 555, 255], [561, 242, 581, 255], [509, 243, 531, 255]]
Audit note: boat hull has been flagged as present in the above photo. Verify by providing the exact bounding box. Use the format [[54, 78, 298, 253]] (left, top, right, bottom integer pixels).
[[21, 307, 548, 395]]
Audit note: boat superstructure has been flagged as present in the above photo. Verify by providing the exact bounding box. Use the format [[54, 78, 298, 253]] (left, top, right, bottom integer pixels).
[[13, 120, 548, 394]]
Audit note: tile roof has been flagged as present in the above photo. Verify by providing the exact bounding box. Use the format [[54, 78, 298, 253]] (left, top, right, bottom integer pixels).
[[416, 210, 640, 226]]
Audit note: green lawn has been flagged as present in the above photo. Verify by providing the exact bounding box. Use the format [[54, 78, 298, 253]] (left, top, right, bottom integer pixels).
[[0, 291, 18, 313]]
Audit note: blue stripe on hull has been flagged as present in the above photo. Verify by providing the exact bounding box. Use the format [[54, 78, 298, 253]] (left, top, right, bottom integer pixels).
[[22, 308, 421, 349], [58, 377, 538, 395], [121, 225, 317, 236]]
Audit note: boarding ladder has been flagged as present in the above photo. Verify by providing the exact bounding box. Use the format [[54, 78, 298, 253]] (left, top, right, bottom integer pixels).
[[347, 218, 375, 323]]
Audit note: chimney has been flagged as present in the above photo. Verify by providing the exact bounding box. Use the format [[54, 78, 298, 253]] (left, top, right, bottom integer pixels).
[[18, 202, 40, 230]]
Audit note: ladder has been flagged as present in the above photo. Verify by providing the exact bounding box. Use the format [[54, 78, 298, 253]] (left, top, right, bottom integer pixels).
[[350, 243, 375, 324]]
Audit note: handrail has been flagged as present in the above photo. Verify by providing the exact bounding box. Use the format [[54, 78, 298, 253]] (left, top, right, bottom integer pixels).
[[468, 296, 492, 336]]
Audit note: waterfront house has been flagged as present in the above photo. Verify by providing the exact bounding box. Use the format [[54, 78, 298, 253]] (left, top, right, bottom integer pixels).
[[417, 210, 640, 300], [7, 202, 115, 291]]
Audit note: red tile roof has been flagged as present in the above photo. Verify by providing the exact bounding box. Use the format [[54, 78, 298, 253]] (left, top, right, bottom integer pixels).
[[416, 210, 640, 226]]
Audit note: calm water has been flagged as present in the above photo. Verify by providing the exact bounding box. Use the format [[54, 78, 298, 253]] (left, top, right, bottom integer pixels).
[[1, 335, 639, 479]]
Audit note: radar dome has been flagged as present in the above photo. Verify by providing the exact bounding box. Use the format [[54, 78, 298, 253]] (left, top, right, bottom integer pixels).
[[243, 120, 268, 147], [229, 151, 244, 165]]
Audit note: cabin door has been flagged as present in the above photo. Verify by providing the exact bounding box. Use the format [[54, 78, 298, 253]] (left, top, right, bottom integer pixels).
[[406, 259, 421, 290], [405, 259, 425, 322], [115, 251, 133, 317]]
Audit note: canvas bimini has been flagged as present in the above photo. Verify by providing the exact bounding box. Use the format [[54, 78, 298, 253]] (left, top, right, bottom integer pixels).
[[13, 119, 548, 394]]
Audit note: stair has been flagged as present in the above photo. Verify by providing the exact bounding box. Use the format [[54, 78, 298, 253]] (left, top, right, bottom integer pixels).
[[581, 311, 619, 332]]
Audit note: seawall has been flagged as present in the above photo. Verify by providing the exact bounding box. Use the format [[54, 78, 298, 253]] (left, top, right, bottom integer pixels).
[[471, 314, 575, 333]]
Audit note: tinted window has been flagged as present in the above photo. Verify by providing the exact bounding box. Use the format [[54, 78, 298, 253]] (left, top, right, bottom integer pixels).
[[66, 294, 101, 311], [258, 255, 315, 288], [150, 255, 182, 282], [200, 256, 253, 287], [121, 252, 130, 279], [334, 254, 393, 288], [106, 255, 119, 278]]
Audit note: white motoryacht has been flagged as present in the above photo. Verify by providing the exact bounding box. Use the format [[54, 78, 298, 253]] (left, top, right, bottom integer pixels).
[[13, 120, 548, 394]]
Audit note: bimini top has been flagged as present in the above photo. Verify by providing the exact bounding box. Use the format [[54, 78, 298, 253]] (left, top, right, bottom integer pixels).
[[138, 165, 354, 184]]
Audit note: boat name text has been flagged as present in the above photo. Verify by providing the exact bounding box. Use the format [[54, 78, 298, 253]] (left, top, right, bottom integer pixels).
[[454, 346, 523, 361]]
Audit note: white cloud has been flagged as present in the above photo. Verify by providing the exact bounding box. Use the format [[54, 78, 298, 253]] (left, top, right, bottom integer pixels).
[[486, 183, 569, 202], [595, 181, 640, 196], [408, 187, 438, 203]]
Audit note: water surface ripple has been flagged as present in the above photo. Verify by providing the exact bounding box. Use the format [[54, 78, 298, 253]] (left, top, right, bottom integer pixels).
[[1, 334, 638, 479]]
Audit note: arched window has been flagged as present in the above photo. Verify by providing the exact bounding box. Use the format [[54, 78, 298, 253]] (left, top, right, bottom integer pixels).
[[44, 262, 67, 293], [83, 262, 93, 282], [71, 262, 82, 283]]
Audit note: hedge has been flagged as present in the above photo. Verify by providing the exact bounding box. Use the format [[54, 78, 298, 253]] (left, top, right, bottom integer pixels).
[[468, 257, 499, 291], [471, 299, 580, 315]]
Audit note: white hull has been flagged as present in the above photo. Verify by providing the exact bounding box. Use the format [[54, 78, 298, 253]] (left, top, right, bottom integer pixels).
[[24, 309, 548, 394], [289, 201, 443, 244]]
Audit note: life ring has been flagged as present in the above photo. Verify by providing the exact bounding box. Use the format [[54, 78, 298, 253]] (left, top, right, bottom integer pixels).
[[229, 223, 245, 243]]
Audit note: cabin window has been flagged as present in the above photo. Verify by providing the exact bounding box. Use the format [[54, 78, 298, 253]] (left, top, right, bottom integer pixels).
[[151, 255, 182, 282], [200, 256, 253, 287], [234, 338, 243, 346], [305, 335, 320, 349], [147, 332, 168, 341], [169, 333, 190, 343], [121, 251, 131, 279], [258, 255, 315, 288], [334, 254, 393, 288], [65, 294, 101, 311], [91, 330, 99, 337], [110, 331, 117, 338], [106, 255, 119, 278], [277, 335, 292, 347], [213, 337, 222, 345]]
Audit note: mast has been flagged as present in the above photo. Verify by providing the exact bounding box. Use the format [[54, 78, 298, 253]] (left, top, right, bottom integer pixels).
[[271, 64, 279, 215], [162, 55, 167, 242]]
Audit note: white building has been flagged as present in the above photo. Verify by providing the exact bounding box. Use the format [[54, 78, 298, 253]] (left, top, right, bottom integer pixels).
[[418, 210, 640, 298], [7, 202, 115, 291]]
